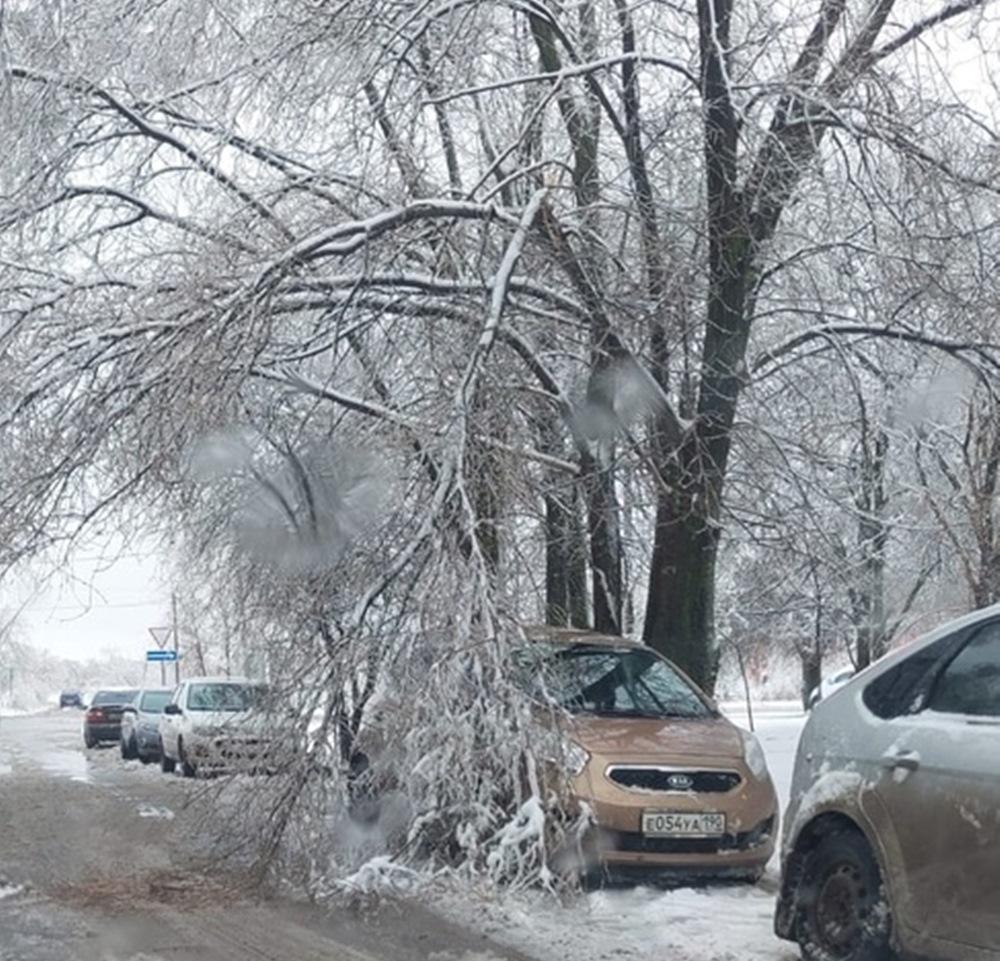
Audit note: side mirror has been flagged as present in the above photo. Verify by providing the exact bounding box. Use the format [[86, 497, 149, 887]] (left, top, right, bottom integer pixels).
[[122, 706, 137, 714], [163, 703, 182, 716]]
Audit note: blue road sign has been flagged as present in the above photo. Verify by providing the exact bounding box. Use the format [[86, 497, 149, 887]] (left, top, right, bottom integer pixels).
[[146, 650, 178, 662]]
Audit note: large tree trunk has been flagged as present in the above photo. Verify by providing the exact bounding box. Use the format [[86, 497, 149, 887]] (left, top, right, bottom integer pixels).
[[643, 455, 721, 688], [641, 0, 752, 692]]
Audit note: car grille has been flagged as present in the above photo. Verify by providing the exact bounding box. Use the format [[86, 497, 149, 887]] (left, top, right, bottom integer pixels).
[[215, 737, 267, 759], [610, 816, 775, 854], [607, 767, 742, 793]]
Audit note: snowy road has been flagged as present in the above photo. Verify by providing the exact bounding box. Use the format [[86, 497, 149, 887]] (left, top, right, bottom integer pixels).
[[0, 707, 807, 961], [0, 711, 523, 961]]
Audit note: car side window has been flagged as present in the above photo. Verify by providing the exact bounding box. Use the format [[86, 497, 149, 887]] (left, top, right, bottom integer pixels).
[[862, 632, 963, 719], [927, 622, 1000, 718]]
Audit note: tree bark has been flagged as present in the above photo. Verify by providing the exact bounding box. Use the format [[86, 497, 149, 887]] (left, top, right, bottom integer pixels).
[[643, 452, 720, 687], [852, 427, 889, 668], [543, 480, 588, 627], [801, 646, 822, 710]]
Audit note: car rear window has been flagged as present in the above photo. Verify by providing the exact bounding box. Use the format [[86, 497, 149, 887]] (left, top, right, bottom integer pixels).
[[139, 691, 172, 712], [522, 645, 712, 719], [92, 690, 139, 706]]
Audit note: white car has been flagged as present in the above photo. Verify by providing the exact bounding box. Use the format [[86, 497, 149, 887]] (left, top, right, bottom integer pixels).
[[806, 667, 855, 710], [776, 605, 1000, 961], [158, 676, 273, 777]]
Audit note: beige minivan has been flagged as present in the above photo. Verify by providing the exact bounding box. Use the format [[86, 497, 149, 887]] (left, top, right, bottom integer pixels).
[[775, 606, 1000, 961], [522, 628, 778, 880]]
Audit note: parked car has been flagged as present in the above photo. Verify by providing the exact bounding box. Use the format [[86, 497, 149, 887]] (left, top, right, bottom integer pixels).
[[806, 667, 856, 710], [775, 605, 1000, 961], [359, 627, 779, 882], [59, 690, 83, 709], [158, 676, 272, 777], [83, 688, 139, 748], [120, 688, 172, 763]]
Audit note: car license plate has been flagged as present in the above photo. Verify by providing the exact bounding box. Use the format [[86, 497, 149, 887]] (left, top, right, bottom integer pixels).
[[642, 811, 726, 837]]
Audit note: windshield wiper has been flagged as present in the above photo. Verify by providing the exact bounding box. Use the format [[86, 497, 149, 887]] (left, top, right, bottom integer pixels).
[[573, 708, 700, 720]]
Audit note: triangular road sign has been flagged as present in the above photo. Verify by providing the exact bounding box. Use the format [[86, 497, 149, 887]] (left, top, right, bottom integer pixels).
[[148, 626, 173, 650]]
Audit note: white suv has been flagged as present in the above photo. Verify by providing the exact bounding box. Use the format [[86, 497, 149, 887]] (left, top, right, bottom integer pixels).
[[158, 676, 273, 777]]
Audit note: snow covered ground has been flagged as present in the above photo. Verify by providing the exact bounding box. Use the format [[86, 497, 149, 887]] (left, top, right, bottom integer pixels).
[[437, 702, 806, 961]]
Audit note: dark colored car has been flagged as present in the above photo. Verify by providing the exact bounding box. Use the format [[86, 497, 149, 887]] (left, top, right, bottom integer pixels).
[[83, 689, 139, 748], [59, 690, 83, 709], [120, 688, 172, 763]]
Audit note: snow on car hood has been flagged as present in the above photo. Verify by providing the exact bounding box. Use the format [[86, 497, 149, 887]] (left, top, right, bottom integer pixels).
[[568, 714, 743, 759]]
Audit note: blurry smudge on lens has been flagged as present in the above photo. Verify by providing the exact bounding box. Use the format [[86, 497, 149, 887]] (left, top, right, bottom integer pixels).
[[189, 431, 391, 573]]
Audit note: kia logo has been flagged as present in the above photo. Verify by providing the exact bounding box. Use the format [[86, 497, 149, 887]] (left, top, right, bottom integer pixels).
[[667, 773, 694, 790]]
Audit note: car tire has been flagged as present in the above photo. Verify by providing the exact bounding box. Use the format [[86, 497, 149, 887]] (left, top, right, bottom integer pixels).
[[121, 734, 137, 760], [84, 730, 97, 749], [160, 741, 176, 773], [794, 828, 894, 961], [178, 738, 196, 779]]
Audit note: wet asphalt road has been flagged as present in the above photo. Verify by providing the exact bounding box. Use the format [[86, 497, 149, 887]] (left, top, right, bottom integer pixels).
[[0, 711, 516, 961]]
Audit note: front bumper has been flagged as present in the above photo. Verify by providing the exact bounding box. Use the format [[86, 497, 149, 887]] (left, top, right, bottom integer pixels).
[[185, 733, 276, 770], [135, 728, 161, 755], [573, 759, 778, 876]]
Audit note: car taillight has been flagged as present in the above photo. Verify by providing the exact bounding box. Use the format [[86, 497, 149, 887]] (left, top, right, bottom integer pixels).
[[87, 708, 105, 721]]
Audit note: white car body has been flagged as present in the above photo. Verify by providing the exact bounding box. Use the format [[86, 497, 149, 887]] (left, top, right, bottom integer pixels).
[[158, 676, 274, 776], [776, 604, 1000, 961]]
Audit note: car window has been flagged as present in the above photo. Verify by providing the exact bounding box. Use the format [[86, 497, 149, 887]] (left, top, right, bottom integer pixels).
[[139, 691, 172, 713], [92, 690, 139, 706], [527, 645, 711, 719], [927, 623, 1000, 718], [186, 683, 265, 712], [862, 632, 965, 719]]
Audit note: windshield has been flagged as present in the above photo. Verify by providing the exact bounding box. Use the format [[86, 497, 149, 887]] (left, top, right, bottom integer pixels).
[[139, 691, 172, 713], [186, 683, 266, 712], [524, 645, 711, 719], [92, 690, 139, 706]]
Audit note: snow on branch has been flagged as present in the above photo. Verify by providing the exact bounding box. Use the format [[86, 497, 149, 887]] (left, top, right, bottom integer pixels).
[[253, 367, 579, 475], [423, 53, 697, 107]]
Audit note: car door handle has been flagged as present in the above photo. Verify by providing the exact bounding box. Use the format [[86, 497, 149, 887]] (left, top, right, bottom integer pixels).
[[882, 749, 921, 772]]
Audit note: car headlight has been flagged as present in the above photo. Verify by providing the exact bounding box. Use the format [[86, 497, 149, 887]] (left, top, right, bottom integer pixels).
[[740, 729, 769, 780], [563, 740, 590, 777]]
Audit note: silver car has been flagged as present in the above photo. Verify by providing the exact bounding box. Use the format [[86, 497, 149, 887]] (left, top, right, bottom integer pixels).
[[776, 605, 1000, 961], [120, 688, 172, 763]]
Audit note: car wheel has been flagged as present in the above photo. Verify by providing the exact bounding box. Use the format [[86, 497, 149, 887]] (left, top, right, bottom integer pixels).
[[160, 741, 176, 773], [84, 730, 97, 749], [178, 738, 197, 778], [121, 734, 137, 760], [794, 828, 894, 961]]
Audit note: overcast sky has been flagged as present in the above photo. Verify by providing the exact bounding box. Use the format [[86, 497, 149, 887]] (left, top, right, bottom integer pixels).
[[8, 535, 172, 663]]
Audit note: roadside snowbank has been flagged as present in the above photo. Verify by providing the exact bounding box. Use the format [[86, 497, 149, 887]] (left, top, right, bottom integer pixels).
[[437, 882, 798, 961]]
